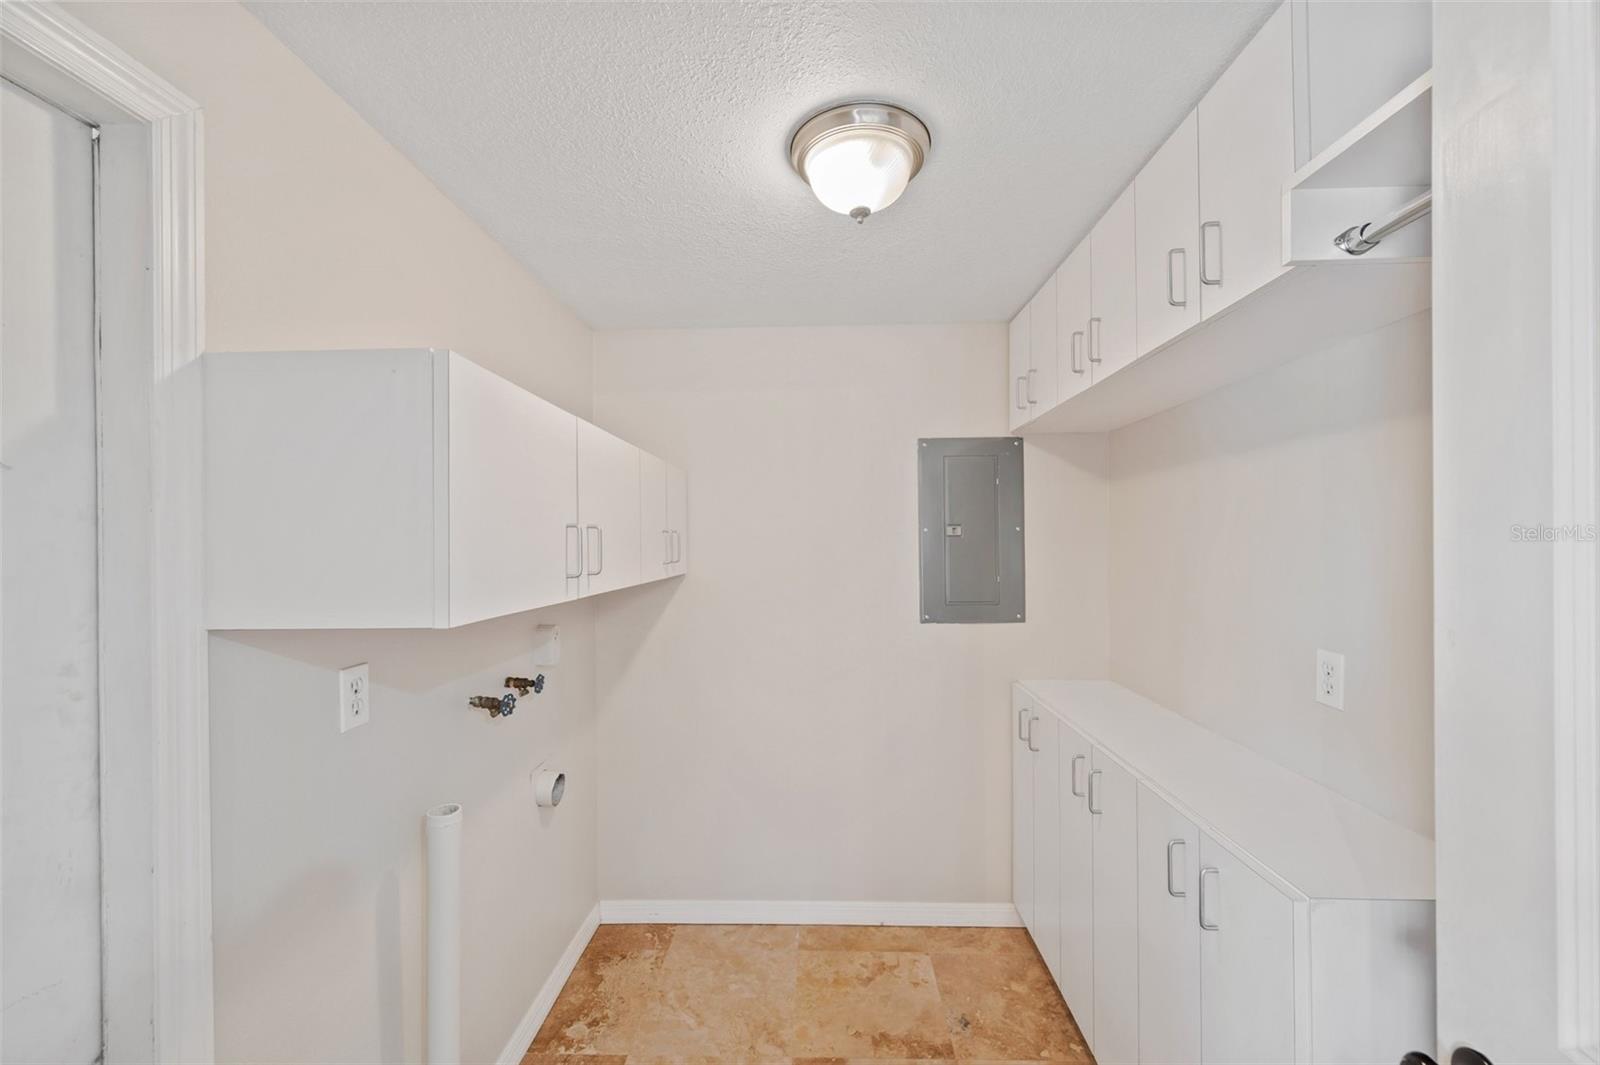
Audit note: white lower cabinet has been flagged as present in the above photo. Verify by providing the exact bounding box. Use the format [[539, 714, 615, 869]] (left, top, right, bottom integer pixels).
[[1032, 712, 1063, 984], [1058, 723, 1096, 1045], [1136, 785, 1201, 1064], [1199, 834, 1296, 1064], [1012, 691, 1035, 933], [1089, 750, 1139, 1065], [1011, 681, 1437, 1065]]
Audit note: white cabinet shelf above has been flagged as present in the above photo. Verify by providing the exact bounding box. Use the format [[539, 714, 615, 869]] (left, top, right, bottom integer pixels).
[[1285, 70, 1433, 266], [1017, 258, 1430, 434]]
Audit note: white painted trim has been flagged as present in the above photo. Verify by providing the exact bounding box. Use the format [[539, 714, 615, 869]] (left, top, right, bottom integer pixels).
[[0, 5, 211, 1063], [1552, 1, 1600, 1061], [496, 904, 600, 1065], [598, 899, 1024, 928]]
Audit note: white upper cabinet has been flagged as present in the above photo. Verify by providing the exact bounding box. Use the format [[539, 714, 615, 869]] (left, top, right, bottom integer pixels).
[[1026, 273, 1059, 412], [1198, 2, 1295, 319], [577, 421, 642, 598], [640, 450, 670, 582], [204, 348, 685, 629], [1290, 0, 1432, 167], [1010, 1, 1432, 435], [448, 355, 578, 626], [1007, 304, 1031, 432], [1088, 184, 1138, 382], [666, 462, 688, 576], [1135, 110, 1202, 355], [1054, 242, 1093, 404]]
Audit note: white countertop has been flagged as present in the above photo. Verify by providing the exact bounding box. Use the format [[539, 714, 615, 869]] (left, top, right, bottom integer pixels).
[[1018, 679, 1435, 902]]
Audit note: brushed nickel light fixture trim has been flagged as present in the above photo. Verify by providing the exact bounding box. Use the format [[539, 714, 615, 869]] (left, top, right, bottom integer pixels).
[[789, 102, 932, 223]]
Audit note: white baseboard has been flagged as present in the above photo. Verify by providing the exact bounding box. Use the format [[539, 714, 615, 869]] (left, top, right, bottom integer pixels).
[[597, 899, 1022, 927], [496, 902, 600, 1065]]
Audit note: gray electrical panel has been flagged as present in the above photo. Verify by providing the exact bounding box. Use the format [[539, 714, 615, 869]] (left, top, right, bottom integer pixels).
[[918, 438, 1024, 623]]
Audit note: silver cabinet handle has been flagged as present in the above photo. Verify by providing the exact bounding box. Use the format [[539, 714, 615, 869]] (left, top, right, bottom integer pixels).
[[1167, 247, 1188, 308], [1026, 368, 1038, 405], [1087, 769, 1103, 814], [565, 523, 583, 579], [1026, 714, 1040, 753], [1199, 866, 1220, 930], [1200, 220, 1223, 285], [1088, 317, 1103, 363], [1015, 376, 1028, 411], [584, 524, 601, 575], [1018, 708, 1029, 741], [672, 530, 681, 564], [595, 525, 605, 574], [1167, 840, 1187, 898], [662, 529, 672, 566], [1070, 754, 1086, 797], [1071, 330, 1085, 374]]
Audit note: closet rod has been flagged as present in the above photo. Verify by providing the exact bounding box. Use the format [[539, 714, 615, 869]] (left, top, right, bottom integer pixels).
[[1333, 190, 1432, 256]]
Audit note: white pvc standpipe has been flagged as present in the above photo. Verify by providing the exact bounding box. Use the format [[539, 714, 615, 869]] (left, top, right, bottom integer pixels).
[[425, 802, 462, 1065]]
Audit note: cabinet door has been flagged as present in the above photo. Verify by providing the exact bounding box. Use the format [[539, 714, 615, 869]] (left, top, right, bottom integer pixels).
[[1054, 242, 1092, 404], [1007, 305, 1031, 431], [1058, 722, 1096, 1044], [448, 355, 577, 625], [1032, 712, 1063, 984], [1199, 833, 1296, 1065], [666, 462, 688, 576], [1089, 185, 1138, 382], [1135, 110, 1201, 355], [1198, 2, 1293, 319], [1137, 785, 1202, 1065], [639, 451, 669, 582], [1012, 690, 1036, 933], [577, 420, 642, 597], [1026, 274, 1058, 413], [1090, 750, 1139, 1065]]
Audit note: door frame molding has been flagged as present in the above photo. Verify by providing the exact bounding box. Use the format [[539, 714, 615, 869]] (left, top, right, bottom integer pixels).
[[0, 5, 211, 1061], [1552, 1, 1600, 1061]]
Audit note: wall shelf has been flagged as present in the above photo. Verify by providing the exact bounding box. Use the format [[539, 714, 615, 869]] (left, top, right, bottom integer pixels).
[[1284, 70, 1432, 265], [1017, 259, 1430, 434]]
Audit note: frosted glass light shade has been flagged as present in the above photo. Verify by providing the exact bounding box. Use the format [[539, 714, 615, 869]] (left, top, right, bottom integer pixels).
[[790, 103, 930, 223], [803, 130, 915, 218]]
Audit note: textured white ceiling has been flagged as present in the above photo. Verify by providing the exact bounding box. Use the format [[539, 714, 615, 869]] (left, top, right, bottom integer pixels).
[[247, 1, 1277, 328]]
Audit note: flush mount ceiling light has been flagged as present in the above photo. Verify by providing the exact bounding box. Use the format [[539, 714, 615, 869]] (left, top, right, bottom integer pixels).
[[789, 102, 931, 223]]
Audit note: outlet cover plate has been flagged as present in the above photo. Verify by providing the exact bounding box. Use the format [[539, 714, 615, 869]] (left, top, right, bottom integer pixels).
[[1315, 649, 1345, 711], [339, 663, 370, 732]]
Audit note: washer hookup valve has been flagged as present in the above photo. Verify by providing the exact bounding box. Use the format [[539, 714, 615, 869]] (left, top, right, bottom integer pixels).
[[505, 674, 545, 696], [468, 693, 517, 718]]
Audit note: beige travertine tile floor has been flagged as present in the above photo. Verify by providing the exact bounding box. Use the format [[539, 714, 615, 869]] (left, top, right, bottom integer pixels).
[[522, 924, 1094, 1065]]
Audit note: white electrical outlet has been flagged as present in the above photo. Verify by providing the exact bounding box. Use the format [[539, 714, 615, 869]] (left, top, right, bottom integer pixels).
[[1315, 650, 1345, 711], [339, 663, 370, 732]]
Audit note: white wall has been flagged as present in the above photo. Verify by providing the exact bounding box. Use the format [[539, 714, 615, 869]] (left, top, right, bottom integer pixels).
[[591, 324, 1109, 904], [67, 4, 597, 1062], [1108, 312, 1434, 836]]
